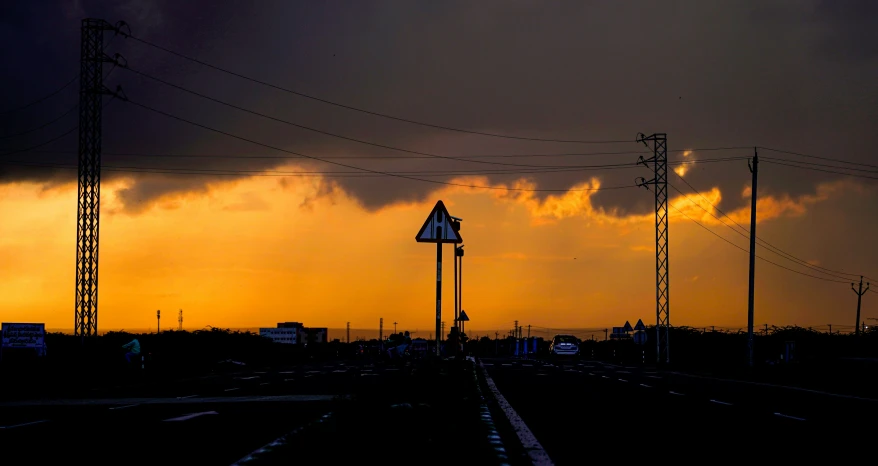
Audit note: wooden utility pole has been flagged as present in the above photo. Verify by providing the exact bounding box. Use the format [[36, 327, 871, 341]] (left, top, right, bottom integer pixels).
[[747, 148, 758, 367]]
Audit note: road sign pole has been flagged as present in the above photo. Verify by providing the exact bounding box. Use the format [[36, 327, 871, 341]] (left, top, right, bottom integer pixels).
[[436, 242, 442, 356]]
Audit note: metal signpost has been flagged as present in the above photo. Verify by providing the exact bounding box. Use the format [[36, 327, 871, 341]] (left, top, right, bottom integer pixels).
[[415, 200, 463, 356]]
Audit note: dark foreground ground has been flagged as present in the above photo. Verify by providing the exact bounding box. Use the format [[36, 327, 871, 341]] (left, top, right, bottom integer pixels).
[[0, 358, 515, 465], [482, 357, 878, 464]]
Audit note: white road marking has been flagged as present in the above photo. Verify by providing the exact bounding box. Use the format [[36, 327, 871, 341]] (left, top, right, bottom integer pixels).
[[163, 411, 218, 422], [710, 399, 733, 406], [236, 376, 259, 380], [669, 391, 684, 396], [479, 362, 554, 465], [177, 395, 198, 399], [0, 395, 343, 408], [667, 371, 878, 403], [646, 375, 662, 379], [224, 388, 240, 392], [618, 379, 628, 382], [774, 412, 806, 421], [260, 382, 269, 386], [109, 404, 140, 410], [640, 384, 652, 388], [618, 370, 631, 374], [601, 375, 609, 379], [306, 371, 322, 374], [284, 378, 295, 382], [0, 420, 48, 429], [589, 373, 595, 376], [332, 370, 346, 373], [280, 371, 295, 374]]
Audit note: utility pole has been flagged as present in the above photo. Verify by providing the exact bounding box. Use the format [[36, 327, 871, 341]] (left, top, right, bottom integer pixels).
[[457, 244, 464, 332], [527, 325, 531, 339], [746, 148, 758, 367], [393, 321, 398, 334], [346, 322, 350, 343], [379, 317, 383, 342], [441, 321, 445, 341], [829, 324, 832, 335], [852, 276, 870, 336], [636, 132, 670, 364], [763, 323, 768, 336], [156, 310, 160, 333], [74, 19, 127, 341], [604, 328, 608, 341], [178, 309, 183, 331], [514, 320, 518, 340]]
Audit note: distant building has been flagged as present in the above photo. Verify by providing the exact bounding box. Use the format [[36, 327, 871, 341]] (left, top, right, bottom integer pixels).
[[259, 327, 298, 344], [260, 322, 327, 346]]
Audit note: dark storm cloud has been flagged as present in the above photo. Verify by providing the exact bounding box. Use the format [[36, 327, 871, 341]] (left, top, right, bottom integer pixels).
[[1, 0, 876, 215]]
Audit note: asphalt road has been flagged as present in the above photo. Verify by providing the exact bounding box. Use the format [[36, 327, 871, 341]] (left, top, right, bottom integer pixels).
[[482, 357, 878, 463], [0, 360, 412, 465]]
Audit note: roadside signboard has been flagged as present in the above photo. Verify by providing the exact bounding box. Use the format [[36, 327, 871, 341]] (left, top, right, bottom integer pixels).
[[1, 322, 47, 357], [2, 323, 45, 348]]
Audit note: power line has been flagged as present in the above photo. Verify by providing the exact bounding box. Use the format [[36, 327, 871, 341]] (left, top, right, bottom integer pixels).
[[115, 97, 648, 192], [122, 33, 630, 144], [668, 202, 848, 283], [122, 65, 629, 169], [0, 104, 79, 140], [761, 159, 878, 181], [762, 156, 878, 174], [758, 146, 878, 170], [670, 176, 862, 280], [0, 76, 78, 115]]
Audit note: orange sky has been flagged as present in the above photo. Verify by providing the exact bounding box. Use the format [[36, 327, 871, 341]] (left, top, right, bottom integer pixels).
[[1, 163, 876, 334]]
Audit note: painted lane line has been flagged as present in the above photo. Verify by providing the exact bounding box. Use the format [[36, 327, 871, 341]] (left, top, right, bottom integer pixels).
[[640, 384, 652, 388], [710, 399, 733, 406], [618, 379, 628, 382], [109, 404, 140, 410], [646, 375, 662, 379], [224, 388, 240, 392], [236, 376, 259, 380], [163, 411, 219, 422], [667, 371, 878, 403], [479, 361, 554, 465], [177, 395, 198, 399], [669, 391, 685, 396], [0, 420, 48, 429], [260, 382, 269, 386], [231, 412, 334, 465], [774, 412, 806, 421], [601, 375, 609, 379]]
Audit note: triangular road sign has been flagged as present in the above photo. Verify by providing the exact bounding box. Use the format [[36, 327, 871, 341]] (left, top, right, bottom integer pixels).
[[634, 319, 646, 331], [458, 310, 470, 322], [623, 321, 633, 332], [415, 200, 463, 243]]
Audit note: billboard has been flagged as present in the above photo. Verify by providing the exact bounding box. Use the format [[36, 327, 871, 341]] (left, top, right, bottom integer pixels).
[[1, 322, 46, 349]]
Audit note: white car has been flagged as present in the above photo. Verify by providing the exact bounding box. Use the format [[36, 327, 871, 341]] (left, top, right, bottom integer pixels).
[[550, 334, 580, 357]]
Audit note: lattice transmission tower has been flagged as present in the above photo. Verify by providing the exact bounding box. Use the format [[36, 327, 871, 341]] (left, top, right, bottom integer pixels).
[[74, 18, 127, 338], [635, 133, 670, 364]]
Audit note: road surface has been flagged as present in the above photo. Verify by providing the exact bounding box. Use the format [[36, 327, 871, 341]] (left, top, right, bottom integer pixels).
[[481, 357, 876, 463], [0, 360, 411, 465]]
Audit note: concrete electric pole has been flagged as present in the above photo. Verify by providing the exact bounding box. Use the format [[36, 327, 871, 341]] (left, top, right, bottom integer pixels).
[[747, 148, 759, 367], [852, 276, 870, 336]]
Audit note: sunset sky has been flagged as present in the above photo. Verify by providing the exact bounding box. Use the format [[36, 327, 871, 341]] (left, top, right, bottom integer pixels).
[[2, 1, 877, 334]]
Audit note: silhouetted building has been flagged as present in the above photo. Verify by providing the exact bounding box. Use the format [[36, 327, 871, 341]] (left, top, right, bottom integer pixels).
[[259, 327, 298, 344], [260, 322, 327, 346]]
